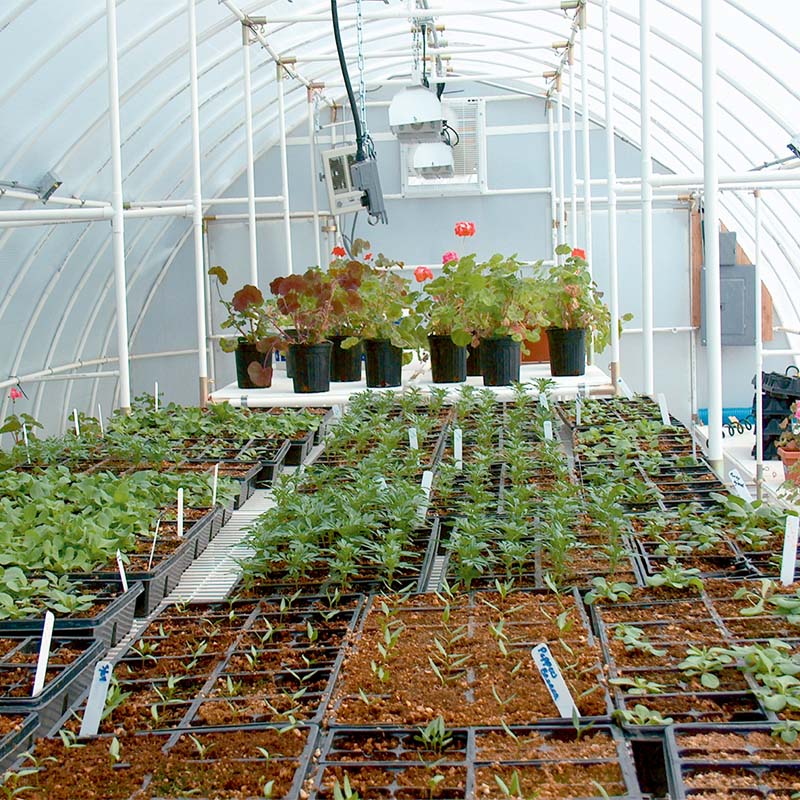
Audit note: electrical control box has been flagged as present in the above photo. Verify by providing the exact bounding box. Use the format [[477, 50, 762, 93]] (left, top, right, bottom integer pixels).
[[700, 264, 756, 346], [321, 145, 363, 215]]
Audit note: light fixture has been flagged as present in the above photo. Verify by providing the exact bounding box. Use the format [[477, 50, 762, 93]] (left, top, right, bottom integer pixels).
[[412, 141, 455, 178], [388, 85, 443, 143]]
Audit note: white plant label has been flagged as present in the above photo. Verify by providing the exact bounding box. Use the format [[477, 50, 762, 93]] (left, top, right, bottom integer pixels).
[[375, 476, 388, 490], [73, 408, 80, 437], [617, 378, 634, 399], [728, 469, 753, 503], [543, 420, 554, 441], [575, 396, 582, 427], [78, 661, 113, 738], [417, 470, 434, 522], [538, 392, 549, 409], [97, 403, 105, 436], [211, 463, 220, 508], [32, 611, 55, 698], [21, 423, 30, 463], [147, 519, 161, 572], [177, 487, 184, 538], [116, 549, 129, 593], [154, 381, 159, 413], [531, 642, 578, 718], [332, 405, 343, 418], [453, 428, 463, 470], [781, 515, 799, 587], [580, 382, 590, 398], [408, 427, 419, 450], [657, 393, 671, 426]]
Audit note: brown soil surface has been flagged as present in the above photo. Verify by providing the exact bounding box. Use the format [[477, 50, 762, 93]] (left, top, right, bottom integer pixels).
[[474, 763, 626, 798], [677, 730, 800, 761]]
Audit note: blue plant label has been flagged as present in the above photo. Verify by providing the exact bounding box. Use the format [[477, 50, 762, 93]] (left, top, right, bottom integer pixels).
[[79, 660, 114, 738], [657, 393, 670, 426], [781, 515, 799, 587], [531, 642, 578, 718], [728, 469, 752, 502]]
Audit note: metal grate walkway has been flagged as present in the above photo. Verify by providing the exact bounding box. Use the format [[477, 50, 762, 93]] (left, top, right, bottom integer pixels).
[[164, 489, 274, 604]]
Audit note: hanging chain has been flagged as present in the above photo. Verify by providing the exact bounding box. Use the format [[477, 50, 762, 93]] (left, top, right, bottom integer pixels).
[[412, 23, 421, 81], [355, 0, 370, 153]]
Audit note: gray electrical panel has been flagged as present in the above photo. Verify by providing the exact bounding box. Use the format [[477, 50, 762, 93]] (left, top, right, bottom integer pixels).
[[700, 257, 757, 346]]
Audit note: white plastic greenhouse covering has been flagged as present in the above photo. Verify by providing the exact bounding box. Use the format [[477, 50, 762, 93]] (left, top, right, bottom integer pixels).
[[0, 0, 799, 450]]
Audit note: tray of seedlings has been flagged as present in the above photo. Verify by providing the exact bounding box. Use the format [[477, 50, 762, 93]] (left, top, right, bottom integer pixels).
[[0, 633, 104, 738], [0, 575, 143, 650], [0, 710, 37, 774], [1, 721, 319, 800], [187, 593, 363, 731], [306, 722, 643, 799], [589, 584, 770, 728], [665, 723, 800, 800], [326, 587, 610, 728]]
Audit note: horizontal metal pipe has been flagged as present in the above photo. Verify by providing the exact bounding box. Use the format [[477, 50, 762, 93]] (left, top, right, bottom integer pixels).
[[29, 371, 120, 383], [0, 187, 109, 208], [622, 326, 698, 335], [125, 195, 283, 208]]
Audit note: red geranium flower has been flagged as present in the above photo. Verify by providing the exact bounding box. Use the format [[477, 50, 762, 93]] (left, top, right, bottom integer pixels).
[[442, 251, 458, 264], [331, 246, 346, 257], [9, 387, 22, 401], [571, 247, 586, 259], [414, 266, 434, 282], [454, 221, 476, 237], [364, 252, 373, 261]]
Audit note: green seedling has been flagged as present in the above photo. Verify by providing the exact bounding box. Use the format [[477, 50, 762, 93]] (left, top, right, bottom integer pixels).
[[415, 716, 453, 755]]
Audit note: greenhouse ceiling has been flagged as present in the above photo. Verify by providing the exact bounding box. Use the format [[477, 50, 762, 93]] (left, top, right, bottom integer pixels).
[[0, 0, 798, 459]]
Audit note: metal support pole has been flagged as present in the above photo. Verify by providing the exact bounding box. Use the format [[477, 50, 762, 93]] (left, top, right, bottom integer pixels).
[[105, 0, 131, 413], [547, 102, 559, 256], [188, 0, 209, 406], [308, 89, 323, 268], [580, 13, 594, 364], [276, 63, 294, 275], [640, 0, 654, 395], [202, 219, 217, 391], [602, 0, 620, 386], [754, 190, 764, 500], [569, 59, 577, 246], [556, 89, 566, 248], [242, 22, 259, 287], [702, 0, 724, 470]]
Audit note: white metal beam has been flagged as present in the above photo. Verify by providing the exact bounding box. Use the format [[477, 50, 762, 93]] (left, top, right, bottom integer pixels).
[[640, 0, 654, 395]]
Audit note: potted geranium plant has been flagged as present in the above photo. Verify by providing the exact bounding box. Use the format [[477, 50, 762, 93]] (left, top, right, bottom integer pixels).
[[777, 402, 800, 484], [267, 264, 363, 393], [463, 254, 546, 386], [416, 255, 480, 384], [327, 243, 371, 382], [542, 245, 612, 377], [208, 267, 278, 389], [342, 254, 424, 388]]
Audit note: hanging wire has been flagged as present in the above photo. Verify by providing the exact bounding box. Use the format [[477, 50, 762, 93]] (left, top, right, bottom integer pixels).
[[355, 0, 375, 158]]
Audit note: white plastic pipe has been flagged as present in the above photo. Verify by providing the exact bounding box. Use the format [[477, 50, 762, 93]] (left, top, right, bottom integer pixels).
[[308, 92, 322, 268], [702, 0, 724, 469], [105, 0, 131, 413], [580, 16, 593, 364], [276, 64, 294, 275], [754, 190, 764, 500], [0, 187, 108, 208], [547, 102, 559, 256], [569, 61, 577, 244], [602, 0, 620, 386], [187, 0, 209, 406], [640, 0, 654, 395], [242, 23, 259, 287], [556, 90, 566, 248]]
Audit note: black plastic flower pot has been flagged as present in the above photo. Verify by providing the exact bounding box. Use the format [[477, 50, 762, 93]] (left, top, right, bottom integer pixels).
[[290, 342, 332, 393], [234, 341, 273, 389], [480, 336, 521, 386], [364, 339, 403, 388], [283, 328, 298, 378], [466, 341, 482, 376], [546, 326, 586, 377], [428, 334, 467, 384], [329, 335, 362, 382]]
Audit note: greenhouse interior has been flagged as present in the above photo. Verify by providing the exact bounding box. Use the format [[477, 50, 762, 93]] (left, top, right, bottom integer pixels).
[[1, 0, 800, 797]]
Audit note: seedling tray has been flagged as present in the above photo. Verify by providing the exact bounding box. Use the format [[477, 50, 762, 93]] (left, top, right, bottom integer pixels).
[[0, 581, 143, 649], [665, 723, 800, 799], [0, 636, 104, 738], [307, 724, 642, 799], [241, 436, 291, 484], [0, 711, 37, 773], [284, 430, 315, 466]]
